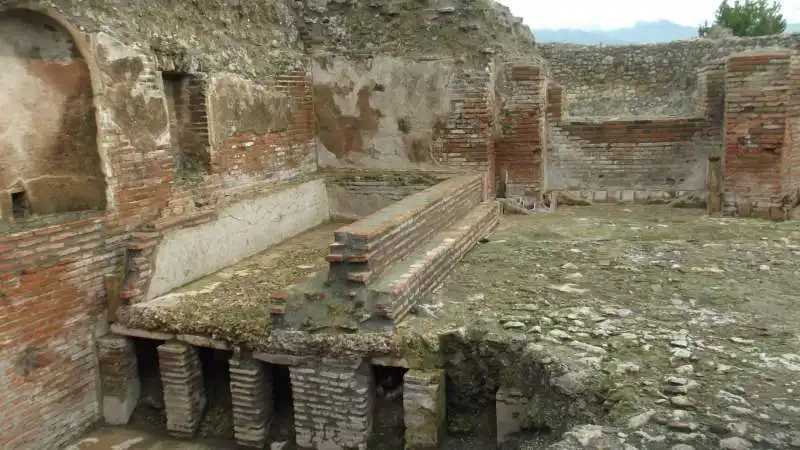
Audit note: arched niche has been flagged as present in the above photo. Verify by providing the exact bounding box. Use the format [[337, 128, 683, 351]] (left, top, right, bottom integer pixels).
[[0, 8, 106, 221]]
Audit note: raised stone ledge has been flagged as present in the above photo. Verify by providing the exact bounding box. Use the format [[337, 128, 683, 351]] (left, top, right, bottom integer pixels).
[[370, 200, 501, 322]]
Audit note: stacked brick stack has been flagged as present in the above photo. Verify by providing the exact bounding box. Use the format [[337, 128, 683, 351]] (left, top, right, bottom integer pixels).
[[229, 357, 272, 448], [157, 342, 207, 438], [289, 362, 373, 449], [327, 173, 483, 285], [96, 335, 140, 425]]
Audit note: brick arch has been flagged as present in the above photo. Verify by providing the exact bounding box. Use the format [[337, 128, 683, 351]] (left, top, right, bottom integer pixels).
[[0, 6, 108, 220]]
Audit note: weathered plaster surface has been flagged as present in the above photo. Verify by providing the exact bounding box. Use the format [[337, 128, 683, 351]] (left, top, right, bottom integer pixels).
[[313, 55, 455, 168], [146, 178, 329, 299]]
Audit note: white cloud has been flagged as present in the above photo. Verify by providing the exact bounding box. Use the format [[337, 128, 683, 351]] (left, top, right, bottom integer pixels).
[[499, 0, 800, 30]]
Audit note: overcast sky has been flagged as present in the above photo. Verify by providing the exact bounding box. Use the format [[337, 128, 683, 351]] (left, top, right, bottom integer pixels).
[[500, 0, 800, 30]]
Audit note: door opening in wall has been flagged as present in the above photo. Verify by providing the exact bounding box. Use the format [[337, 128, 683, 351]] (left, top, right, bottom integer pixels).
[[369, 365, 407, 450], [268, 363, 295, 443], [198, 347, 233, 440], [11, 190, 30, 218], [130, 338, 166, 431]]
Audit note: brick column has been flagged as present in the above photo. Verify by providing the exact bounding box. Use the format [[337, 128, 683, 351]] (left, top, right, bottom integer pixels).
[[290, 361, 373, 449], [97, 335, 141, 425], [403, 369, 446, 449], [157, 342, 206, 438], [229, 357, 272, 448]]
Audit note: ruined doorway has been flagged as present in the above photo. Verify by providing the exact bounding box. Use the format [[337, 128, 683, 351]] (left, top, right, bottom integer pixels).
[[707, 155, 723, 214], [129, 338, 166, 432], [197, 347, 234, 440], [0, 9, 106, 218], [268, 363, 295, 444], [369, 365, 407, 450]]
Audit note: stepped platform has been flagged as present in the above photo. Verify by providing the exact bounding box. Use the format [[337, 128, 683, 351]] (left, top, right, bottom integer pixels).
[[118, 171, 499, 341]]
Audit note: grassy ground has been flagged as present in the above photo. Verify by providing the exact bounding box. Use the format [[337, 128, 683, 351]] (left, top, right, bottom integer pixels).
[[403, 205, 800, 448]]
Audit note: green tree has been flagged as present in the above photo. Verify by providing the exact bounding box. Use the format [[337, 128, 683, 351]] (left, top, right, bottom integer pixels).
[[698, 0, 787, 37]]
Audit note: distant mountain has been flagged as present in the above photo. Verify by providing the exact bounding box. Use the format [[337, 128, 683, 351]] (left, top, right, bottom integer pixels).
[[534, 20, 800, 45]]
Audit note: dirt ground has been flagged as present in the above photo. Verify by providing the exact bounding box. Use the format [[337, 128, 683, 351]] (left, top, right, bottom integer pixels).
[[404, 205, 800, 449]]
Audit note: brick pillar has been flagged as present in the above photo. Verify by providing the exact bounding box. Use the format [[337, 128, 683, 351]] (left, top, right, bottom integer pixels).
[[403, 369, 446, 449], [290, 361, 373, 449], [229, 357, 272, 448], [157, 342, 206, 438], [97, 335, 141, 425]]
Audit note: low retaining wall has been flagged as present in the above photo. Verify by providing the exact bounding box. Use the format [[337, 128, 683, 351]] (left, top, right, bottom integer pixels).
[[327, 173, 484, 285]]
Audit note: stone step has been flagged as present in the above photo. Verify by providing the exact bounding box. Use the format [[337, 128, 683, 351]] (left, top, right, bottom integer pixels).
[[367, 201, 500, 323]]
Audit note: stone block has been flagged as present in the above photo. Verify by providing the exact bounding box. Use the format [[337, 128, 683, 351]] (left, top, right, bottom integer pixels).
[[496, 387, 534, 445], [403, 369, 445, 449], [97, 335, 140, 425]]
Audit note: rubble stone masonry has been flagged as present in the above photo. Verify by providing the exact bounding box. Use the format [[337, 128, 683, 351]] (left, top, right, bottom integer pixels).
[[289, 361, 373, 449], [539, 34, 800, 118]]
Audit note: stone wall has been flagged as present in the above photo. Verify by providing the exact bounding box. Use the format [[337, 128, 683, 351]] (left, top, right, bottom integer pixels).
[[538, 34, 800, 118]]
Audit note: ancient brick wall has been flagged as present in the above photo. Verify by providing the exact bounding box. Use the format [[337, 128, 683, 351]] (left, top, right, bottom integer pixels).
[[547, 118, 712, 195], [495, 57, 548, 197], [788, 54, 800, 196], [723, 51, 792, 218], [437, 67, 495, 194], [538, 34, 800, 118], [0, 13, 317, 450]]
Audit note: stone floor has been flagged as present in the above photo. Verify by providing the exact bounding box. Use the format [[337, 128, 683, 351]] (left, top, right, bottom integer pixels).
[[403, 205, 800, 449], [64, 427, 235, 450]]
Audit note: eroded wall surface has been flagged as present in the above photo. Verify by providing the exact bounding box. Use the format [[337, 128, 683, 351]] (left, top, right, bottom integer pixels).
[[539, 34, 800, 118], [0, 10, 105, 218], [547, 118, 712, 193], [313, 55, 455, 168]]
